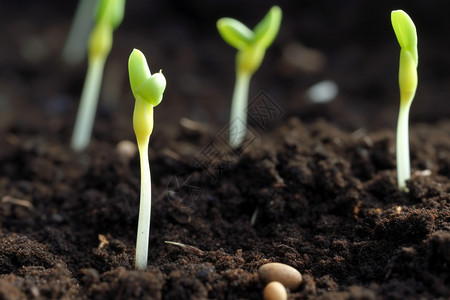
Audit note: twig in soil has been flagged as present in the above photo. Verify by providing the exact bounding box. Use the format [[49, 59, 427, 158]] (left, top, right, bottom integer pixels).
[[161, 148, 182, 161], [413, 169, 432, 177], [98, 234, 109, 249], [165, 241, 205, 256], [129, 49, 167, 270], [251, 207, 259, 226], [217, 6, 282, 148], [350, 128, 374, 147], [391, 10, 418, 191], [1, 196, 33, 210]]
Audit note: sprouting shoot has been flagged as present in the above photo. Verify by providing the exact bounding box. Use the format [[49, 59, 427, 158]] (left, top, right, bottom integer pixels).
[[391, 9, 418, 191], [71, 0, 125, 152], [129, 48, 166, 270], [217, 6, 282, 148]]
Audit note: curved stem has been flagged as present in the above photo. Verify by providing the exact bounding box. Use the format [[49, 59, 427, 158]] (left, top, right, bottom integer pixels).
[[71, 58, 105, 152], [135, 137, 151, 270], [229, 72, 251, 148], [396, 100, 412, 191], [62, 0, 97, 65]]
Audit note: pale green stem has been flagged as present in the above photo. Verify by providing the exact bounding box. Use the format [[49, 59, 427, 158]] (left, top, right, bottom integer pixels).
[[229, 72, 251, 148], [62, 0, 97, 65], [71, 58, 106, 152], [135, 136, 151, 270], [396, 100, 412, 191]]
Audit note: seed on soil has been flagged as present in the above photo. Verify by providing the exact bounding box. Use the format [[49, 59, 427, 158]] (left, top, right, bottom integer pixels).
[[97, 234, 109, 249], [258, 262, 302, 290], [263, 281, 287, 300]]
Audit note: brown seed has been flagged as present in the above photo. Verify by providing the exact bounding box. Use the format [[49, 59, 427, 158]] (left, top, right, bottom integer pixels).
[[263, 281, 287, 300], [258, 262, 302, 290]]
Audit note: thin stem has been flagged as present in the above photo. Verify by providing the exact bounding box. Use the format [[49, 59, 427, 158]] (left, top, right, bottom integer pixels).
[[135, 137, 151, 270], [62, 0, 97, 65], [396, 100, 412, 191], [229, 72, 251, 148], [71, 58, 106, 152]]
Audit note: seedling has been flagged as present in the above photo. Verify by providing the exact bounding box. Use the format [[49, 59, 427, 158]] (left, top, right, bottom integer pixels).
[[71, 0, 125, 152], [391, 10, 418, 191], [62, 0, 98, 65], [217, 6, 282, 148], [129, 49, 166, 270]]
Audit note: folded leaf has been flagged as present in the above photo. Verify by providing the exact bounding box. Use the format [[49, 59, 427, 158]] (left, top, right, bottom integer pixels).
[[391, 10, 418, 66], [135, 72, 167, 107], [253, 6, 282, 49], [129, 49, 152, 99], [217, 18, 254, 50]]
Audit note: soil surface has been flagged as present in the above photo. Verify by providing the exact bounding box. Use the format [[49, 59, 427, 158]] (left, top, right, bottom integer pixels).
[[0, 1, 449, 299]]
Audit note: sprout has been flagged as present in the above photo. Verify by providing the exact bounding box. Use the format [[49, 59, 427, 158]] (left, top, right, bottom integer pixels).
[[391, 10, 418, 191], [129, 49, 166, 270], [62, 0, 97, 65], [217, 6, 282, 148], [71, 0, 126, 152]]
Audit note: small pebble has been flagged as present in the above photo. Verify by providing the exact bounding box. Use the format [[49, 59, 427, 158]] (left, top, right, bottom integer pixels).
[[258, 262, 302, 290], [263, 281, 287, 300], [306, 80, 339, 104], [282, 42, 326, 73], [116, 140, 137, 164], [50, 213, 64, 223]]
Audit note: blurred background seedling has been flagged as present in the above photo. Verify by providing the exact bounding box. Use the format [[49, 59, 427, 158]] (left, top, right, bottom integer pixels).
[[62, 0, 98, 66], [217, 6, 282, 148], [71, 0, 125, 152]]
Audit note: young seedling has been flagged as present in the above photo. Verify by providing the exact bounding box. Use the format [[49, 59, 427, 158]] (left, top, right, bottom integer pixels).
[[129, 49, 166, 270], [391, 10, 418, 191], [62, 0, 98, 65], [71, 0, 126, 152], [217, 6, 282, 148]]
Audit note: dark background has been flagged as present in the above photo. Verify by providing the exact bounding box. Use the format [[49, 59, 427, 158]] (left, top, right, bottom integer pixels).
[[0, 0, 449, 143]]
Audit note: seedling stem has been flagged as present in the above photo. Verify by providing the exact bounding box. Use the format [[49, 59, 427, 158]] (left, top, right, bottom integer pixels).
[[217, 6, 282, 148], [62, 0, 97, 65], [71, 0, 125, 152], [129, 49, 166, 270], [391, 10, 418, 191], [71, 58, 106, 152], [230, 72, 251, 146], [134, 96, 152, 270]]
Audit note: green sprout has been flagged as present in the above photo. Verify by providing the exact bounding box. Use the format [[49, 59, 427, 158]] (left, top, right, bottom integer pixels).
[[71, 0, 125, 152], [391, 10, 418, 191], [62, 0, 98, 65], [217, 6, 282, 148], [129, 49, 166, 270]]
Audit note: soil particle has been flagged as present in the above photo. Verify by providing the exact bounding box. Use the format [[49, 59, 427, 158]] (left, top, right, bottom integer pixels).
[[82, 267, 164, 300]]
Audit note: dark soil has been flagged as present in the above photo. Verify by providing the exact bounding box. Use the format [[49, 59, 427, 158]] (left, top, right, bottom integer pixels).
[[0, 1, 449, 299]]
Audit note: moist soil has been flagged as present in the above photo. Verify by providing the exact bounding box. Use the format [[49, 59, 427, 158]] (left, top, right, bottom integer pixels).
[[1, 115, 449, 300], [1, 1, 449, 299]]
